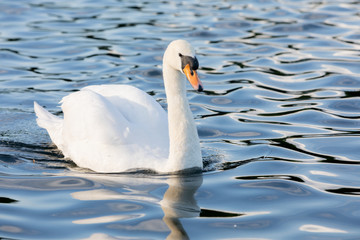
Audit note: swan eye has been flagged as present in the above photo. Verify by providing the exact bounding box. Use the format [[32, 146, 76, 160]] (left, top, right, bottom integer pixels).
[[192, 57, 199, 70], [180, 54, 199, 72]]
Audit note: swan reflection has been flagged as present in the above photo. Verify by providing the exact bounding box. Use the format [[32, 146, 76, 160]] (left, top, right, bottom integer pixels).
[[161, 174, 202, 240], [70, 173, 203, 239]]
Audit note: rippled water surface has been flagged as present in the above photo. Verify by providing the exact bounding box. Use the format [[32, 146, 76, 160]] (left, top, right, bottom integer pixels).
[[1, 0, 360, 239]]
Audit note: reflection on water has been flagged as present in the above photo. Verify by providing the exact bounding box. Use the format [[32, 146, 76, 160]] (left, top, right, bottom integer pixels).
[[1, 0, 360, 239], [161, 175, 202, 240], [70, 174, 203, 239]]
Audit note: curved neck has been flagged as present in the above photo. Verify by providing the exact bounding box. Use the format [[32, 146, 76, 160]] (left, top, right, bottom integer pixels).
[[163, 62, 202, 172]]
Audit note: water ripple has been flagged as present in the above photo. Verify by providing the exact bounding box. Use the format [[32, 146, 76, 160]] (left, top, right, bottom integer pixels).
[[1, 0, 360, 239]]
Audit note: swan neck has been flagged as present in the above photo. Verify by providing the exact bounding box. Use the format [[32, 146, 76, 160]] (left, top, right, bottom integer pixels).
[[163, 62, 202, 172]]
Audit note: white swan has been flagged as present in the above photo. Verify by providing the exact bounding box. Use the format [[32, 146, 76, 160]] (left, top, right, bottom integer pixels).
[[34, 39, 203, 173]]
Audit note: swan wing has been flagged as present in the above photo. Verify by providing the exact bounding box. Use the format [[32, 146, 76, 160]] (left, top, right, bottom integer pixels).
[[59, 85, 169, 172]]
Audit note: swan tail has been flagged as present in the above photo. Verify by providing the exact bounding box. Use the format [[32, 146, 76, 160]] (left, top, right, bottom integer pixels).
[[34, 101, 64, 148]]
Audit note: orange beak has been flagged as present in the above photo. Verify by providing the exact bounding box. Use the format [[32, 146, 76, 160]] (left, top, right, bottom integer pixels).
[[183, 64, 203, 92]]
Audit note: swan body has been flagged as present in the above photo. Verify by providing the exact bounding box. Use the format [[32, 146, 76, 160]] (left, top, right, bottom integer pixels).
[[34, 40, 203, 173]]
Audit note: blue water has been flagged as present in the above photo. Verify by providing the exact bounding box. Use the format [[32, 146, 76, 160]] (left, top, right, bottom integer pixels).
[[1, 0, 360, 239]]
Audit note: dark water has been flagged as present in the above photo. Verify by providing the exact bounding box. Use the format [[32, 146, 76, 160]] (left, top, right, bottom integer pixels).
[[1, 0, 360, 239]]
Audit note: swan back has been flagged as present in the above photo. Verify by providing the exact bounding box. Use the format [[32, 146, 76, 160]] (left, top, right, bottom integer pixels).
[[59, 85, 170, 172]]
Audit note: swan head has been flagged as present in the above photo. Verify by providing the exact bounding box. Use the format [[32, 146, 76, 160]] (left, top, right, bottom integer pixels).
[[164, 40, 203, 92]]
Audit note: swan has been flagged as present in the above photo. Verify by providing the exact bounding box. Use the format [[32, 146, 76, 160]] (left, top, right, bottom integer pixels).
[[34, 39, 204, 173]]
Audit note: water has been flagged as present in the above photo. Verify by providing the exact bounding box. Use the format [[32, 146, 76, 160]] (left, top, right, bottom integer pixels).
[[1, 0, 360, 239]]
